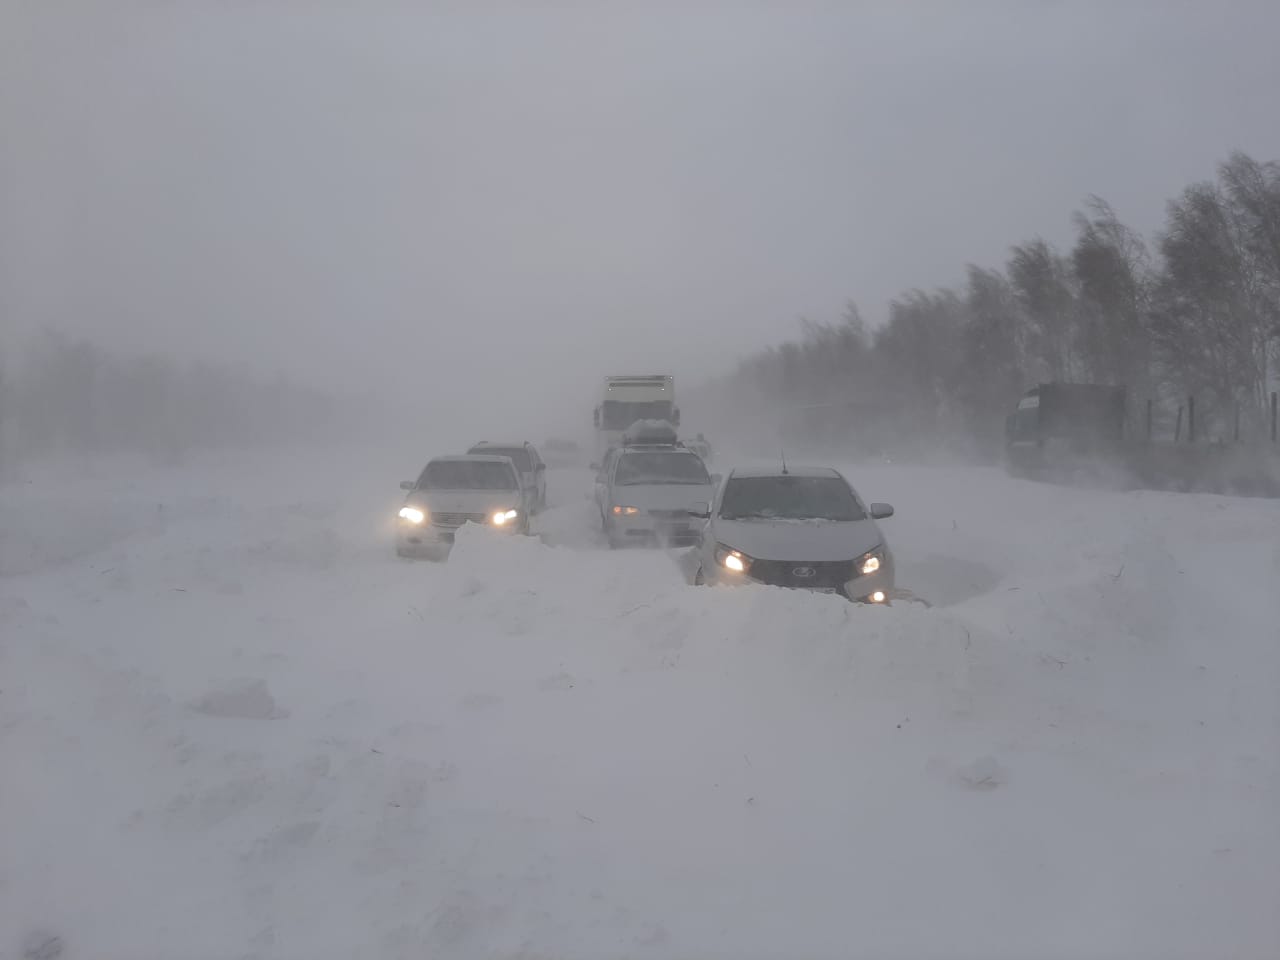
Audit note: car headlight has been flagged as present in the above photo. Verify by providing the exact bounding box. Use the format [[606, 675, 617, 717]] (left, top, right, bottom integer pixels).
[[491, 508, 519, 525], [857, 546, 884, 576], [398, 506, 426, 524], [611, 505, 640, 516], [715, 544, 751, 574]]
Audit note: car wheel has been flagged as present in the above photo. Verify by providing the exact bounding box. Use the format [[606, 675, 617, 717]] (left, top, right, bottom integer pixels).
[[693, 566, 706, 586]]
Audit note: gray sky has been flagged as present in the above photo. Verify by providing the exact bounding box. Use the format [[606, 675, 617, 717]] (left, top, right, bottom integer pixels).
[[4, 1, 1280, 434]]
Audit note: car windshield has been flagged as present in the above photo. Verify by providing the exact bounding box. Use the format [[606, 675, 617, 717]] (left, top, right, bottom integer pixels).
[[601, 400, 674, 430], [420, 460, 517, 490], [614, 451, 709, 486], [470, 446, 532, 472], [719, 476, 865, 521]]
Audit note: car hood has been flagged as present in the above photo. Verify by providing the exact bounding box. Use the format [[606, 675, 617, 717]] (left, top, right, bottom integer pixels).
[[712, 517, 883, 562], [612, 483, 714, 512], [409, 490, 523, 514]]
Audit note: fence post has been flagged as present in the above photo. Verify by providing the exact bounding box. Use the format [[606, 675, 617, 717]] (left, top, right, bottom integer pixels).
[[1272, 392, 1277, 443], [1233, 403, 1240, 442], [1174, 405, 1184, 443], [1145, 398, 1153, 442], [1187, 395, 1196, 443]]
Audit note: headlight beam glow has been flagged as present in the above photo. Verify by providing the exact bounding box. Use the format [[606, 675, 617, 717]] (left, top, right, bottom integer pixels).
[[398, 506, 425, 524]]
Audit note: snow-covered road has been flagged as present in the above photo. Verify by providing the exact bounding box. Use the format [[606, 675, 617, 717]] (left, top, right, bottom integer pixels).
[[3, 449, 1278, 959]]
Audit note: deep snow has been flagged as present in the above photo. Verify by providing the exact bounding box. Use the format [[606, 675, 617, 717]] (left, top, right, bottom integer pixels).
[[2, 449, 1278, 959]]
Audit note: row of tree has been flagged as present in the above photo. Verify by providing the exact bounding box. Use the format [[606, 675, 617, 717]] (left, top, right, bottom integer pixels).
[[0, 332, 342, 468], [703, 151, 1280, 458]]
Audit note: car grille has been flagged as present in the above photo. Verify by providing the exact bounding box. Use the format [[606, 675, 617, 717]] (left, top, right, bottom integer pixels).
[[749, 559, 854, 589], [649, 508, 692, 519], [432, 512, 487, 528]]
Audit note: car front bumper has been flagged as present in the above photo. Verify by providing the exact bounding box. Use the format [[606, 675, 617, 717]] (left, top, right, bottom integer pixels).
[[707, 556, 895, 602], [608, 511, 701, 547], [396, 518, 519, 554]]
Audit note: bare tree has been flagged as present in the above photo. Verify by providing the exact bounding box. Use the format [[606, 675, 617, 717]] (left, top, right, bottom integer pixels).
[[1071, 197, 1153, 393], [711, 150, 1278, 460], [874, 288, 967, 439], [1008, 238, 1080, 382], [957, 266, 1025, 452], [5, 332, 340, 460], [1153, 177, 1276, 431], [1218, 152, 1280, 386]]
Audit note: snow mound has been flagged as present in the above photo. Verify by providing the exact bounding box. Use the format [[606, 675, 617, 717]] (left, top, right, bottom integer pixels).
[[188, 678, 285, 720], [3, 453, 1277, 959], [955, 754, 1007, 790]]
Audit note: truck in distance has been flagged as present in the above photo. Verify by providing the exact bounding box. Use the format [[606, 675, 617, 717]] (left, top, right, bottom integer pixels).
[[593, 375, 678, 461]]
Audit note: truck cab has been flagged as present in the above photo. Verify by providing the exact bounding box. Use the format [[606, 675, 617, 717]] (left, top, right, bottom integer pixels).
[[1005, 383, 1127, 478]]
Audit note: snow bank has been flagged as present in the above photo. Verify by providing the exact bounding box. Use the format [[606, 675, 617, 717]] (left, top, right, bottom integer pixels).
[[2, 453, 1277, 959]]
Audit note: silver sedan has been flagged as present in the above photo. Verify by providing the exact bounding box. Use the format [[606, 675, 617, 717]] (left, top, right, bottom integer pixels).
[[689, 465, 895, 603]]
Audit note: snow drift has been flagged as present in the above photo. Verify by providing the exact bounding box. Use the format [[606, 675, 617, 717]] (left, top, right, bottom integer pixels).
[[2, 451, 1277, 959]]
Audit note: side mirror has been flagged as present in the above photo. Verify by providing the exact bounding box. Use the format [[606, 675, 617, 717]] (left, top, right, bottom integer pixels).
[[710, 473, 722, 486], [870, 502, 894, 520], [688, 501, 711, 519], [589, 462, 601, 472], [536, 462, 546, 472], [399, 480, 415, 491]]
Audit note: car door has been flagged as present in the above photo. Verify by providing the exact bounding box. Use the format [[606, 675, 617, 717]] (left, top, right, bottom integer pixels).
[[593, 449, 615, 517], [528, 445, 547, 507], [509, 463, 530, 521], [696, 477, 724, 571], [524, 461, 540, 515]]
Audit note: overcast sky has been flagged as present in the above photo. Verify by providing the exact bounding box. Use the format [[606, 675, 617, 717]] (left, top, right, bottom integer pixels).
[[4, 1, 1280, 434]]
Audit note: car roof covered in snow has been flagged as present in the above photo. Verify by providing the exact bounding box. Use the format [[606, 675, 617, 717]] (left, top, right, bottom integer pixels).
[[469, 441, 532, 451], [727, 465, 843, 479], [621, 419, 680, 446], [619, 444, 696, 455], [428, 454, 517, 465]]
